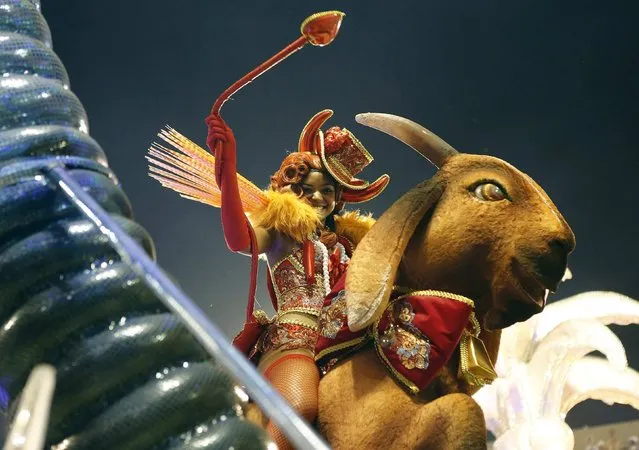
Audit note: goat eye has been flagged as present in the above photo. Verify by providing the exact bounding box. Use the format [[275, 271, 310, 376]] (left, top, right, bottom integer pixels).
[[474, 183, 506, 201]]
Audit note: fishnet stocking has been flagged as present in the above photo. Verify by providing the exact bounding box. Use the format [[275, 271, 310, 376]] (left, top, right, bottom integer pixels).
[[263, 354, 320, 450]]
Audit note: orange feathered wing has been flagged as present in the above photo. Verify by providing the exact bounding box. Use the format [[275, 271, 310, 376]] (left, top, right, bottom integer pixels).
[[146, 127, 268, 213]]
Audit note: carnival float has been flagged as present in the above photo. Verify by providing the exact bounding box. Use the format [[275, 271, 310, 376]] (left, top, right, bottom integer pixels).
[[0, 2, 636, 449]]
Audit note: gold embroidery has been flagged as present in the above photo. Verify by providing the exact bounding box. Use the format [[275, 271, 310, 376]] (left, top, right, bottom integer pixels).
[[380, 325, 431, 370], [268, 258, 285, 308], [318, 290, 347, 339], [326, 155, 370, 190], [372, 321, 420, 394], [272, 256, 326, 315], [379, 301, 431, 371], [287, 253, 305, 274], [397, 302, 415, 324], [343, 128, 374, 163], [271, 250, 297, 272], [261, 322, 318, 355], [372, 287, 492, 394]]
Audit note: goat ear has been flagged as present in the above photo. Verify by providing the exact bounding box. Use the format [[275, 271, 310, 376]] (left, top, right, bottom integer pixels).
[[346, 178, 444, 331]]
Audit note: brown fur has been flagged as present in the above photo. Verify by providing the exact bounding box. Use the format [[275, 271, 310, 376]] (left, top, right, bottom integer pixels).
[[317, 153, 575, 449]]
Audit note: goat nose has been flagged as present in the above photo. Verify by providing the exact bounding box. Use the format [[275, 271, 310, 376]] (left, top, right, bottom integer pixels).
[[532, 238, 573, 292], [549, 235, 575, 256], [553, 216, 576, 254]]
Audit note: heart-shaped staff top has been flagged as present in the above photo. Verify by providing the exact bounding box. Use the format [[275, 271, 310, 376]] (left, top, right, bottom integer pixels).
[[210, 10, 346, 116], [301, 11, 345, 47]]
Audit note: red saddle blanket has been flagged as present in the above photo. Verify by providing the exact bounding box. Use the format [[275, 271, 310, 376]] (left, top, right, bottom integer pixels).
[[315, 275, 475, 394]]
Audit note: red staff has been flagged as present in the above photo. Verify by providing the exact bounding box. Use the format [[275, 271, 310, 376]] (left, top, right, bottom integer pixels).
[[205, 11, 346, 322], [207, 10, 345, 199], [211, 10, 345, 118]]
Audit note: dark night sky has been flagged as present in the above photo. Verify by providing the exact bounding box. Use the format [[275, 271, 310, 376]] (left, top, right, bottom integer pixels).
[[42, 1, 638, 430]]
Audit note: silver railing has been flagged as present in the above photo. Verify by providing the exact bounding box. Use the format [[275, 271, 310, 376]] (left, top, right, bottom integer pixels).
[[38, 165, 330, 450]]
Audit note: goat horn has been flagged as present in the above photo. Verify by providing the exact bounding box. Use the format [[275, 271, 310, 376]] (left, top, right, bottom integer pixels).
[[355, 113, 458, 168]]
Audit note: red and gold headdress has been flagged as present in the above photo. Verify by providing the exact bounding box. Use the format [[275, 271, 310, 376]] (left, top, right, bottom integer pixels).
[[298, 110, 390, 203], [147, 11, 352, 214]]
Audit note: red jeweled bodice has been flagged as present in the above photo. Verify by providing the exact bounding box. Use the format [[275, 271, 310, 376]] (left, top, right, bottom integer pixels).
[[269, 239, 350, 316]]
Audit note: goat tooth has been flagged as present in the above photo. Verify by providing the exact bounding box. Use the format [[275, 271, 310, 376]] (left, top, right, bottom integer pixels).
[[561, 267, 573, 282], [543, 289, 550, 306]]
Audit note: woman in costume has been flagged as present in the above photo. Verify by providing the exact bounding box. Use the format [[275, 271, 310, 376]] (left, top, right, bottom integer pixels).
[[147, 108, 389, 448], [218, 109, 389, 442], [146, 11, 391, 447], [144, 11, 390, 449]]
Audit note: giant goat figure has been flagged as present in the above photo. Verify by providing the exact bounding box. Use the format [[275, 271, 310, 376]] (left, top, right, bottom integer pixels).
[[315, 113, 575, 449]]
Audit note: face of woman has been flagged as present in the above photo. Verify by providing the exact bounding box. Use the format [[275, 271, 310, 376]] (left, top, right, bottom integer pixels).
[[299, 170, 337, 221]]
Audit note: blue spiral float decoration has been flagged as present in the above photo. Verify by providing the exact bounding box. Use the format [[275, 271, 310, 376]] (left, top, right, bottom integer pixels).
[[0, 1, 272, 448]]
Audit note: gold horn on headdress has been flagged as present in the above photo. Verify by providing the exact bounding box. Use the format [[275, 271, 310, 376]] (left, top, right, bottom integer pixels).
[[298, 109, 333, 153]]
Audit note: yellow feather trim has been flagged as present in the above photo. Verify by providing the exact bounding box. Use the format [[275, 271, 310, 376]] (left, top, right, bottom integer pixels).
[[335, 211, 376, 247], [247, 190, 320, 243], [246, 191, 377, 245]]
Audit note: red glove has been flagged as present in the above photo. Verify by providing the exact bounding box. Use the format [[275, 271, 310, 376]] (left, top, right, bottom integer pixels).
[[205, 114, 236, 186], [205, 114, 251, 252]]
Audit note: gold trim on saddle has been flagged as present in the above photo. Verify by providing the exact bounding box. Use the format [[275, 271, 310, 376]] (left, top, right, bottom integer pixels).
[[315, 334, 368, 363], [393, 286, 475, 308]]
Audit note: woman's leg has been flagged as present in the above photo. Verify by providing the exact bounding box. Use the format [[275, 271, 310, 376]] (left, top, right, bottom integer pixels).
[[262, 353, 320, 450]]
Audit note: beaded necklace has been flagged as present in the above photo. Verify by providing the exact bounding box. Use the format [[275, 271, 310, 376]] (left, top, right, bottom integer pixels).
[[313, 238, 331, 295]]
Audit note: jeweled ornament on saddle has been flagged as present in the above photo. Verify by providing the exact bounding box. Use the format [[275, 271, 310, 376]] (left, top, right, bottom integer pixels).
[[379, 301, 432, 371]]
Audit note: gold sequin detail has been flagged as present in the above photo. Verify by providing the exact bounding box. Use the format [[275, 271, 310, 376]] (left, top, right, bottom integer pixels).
[[380, 324, 431, 370], [318, 290, 347, 339], [270, 246, 326, 316], [379, 301, 431, 371]]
